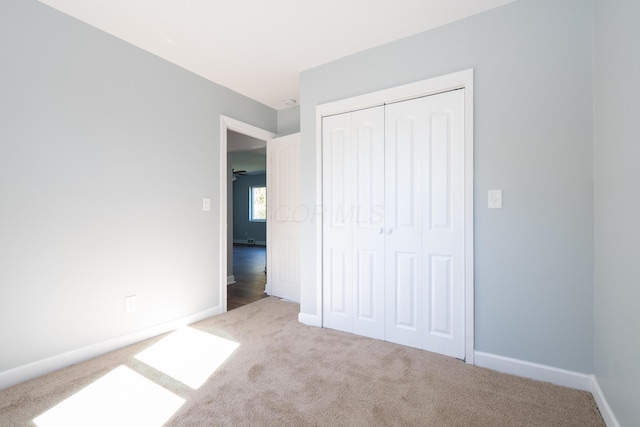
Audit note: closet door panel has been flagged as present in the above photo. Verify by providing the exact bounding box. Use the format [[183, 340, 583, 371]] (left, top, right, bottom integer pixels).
[[394, 251, 418, 328], [352, 107, 385, 339], [322, 107, 385, 339], [322, 113, 354, 332], [384, 98, 425, 348], [422, 89, 465, 359]]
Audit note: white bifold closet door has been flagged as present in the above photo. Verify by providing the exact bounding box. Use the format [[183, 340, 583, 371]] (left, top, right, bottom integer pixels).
[[322, 89, 465, 359], [322, 106, 386, 339]]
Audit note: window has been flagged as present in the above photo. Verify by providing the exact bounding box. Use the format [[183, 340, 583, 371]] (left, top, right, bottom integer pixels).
[[249, 185, 266, 222]]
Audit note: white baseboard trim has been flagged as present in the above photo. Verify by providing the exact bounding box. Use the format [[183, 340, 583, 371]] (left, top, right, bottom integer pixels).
[[592, 377, 621, 427], [474, 351, 593, 392], [298, 312, 322, 327], [0, 305, 224, 391], [233, 239, 266, 246], [227, 275, 236, 285]]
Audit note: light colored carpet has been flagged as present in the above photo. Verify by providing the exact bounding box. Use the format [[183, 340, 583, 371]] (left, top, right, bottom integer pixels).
[[0, 297, 604, 426]]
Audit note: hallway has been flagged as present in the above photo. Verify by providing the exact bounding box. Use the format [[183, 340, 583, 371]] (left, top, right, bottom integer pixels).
[[227, 244, 267, 310]]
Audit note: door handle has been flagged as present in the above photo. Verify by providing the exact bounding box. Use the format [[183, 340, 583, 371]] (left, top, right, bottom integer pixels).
[[379, 228, 384, 234], [387, 228, 393, 234]]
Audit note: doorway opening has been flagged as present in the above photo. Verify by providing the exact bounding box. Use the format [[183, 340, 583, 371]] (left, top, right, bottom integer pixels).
[[219, 116, 276, 312], [227, 130, 267, 310]]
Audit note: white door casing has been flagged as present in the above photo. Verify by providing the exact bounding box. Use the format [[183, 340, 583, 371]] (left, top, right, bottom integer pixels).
[[266, 133, 302, 302]]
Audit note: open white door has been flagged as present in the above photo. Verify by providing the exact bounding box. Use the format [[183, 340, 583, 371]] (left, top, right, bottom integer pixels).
[[266, 133, 301, 302]]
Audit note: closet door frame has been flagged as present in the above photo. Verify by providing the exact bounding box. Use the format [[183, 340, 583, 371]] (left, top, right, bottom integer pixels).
[[315, 69, 475, 363]]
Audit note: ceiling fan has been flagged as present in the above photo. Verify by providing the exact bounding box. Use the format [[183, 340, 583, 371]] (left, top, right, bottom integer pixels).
[[232, 169, 247, 181]]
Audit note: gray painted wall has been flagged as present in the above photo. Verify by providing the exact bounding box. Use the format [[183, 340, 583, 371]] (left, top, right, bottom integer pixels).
[[593, 0, 640, 425], [277, 105, 301, 136], [232, 174, 267, 243], [299, 0, 594, 373], [0, 0, 276, 374]]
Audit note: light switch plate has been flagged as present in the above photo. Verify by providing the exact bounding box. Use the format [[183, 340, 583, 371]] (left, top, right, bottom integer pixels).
[[488, 190, 503, 209], [202, 197, 211, 212]]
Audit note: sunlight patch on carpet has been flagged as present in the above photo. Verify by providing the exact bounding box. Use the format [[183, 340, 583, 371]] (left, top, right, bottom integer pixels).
[[135, 326, 239, 389], [33, 365, 184, 427]]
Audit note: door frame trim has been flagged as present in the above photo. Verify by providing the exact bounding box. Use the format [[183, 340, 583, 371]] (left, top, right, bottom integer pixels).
[[314, 69, 475, 363], [219, 116, 276, 313]]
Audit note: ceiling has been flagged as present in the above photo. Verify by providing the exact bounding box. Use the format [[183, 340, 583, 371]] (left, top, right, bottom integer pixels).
[[228, 131, 266, 175], [230, 149, 266, 177], [38, 0, 514, 110]]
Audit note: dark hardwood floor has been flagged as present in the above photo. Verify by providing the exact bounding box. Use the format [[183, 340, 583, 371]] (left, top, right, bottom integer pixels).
[[227, 244, 268, 310]]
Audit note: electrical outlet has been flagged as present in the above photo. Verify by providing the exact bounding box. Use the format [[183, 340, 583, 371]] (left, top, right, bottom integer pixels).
[[202, 197, 211, 212], [125, 295, 137, 313]]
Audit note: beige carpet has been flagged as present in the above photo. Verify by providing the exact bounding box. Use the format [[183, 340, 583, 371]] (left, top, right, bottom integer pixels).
[[0, 297, 604, 426]]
